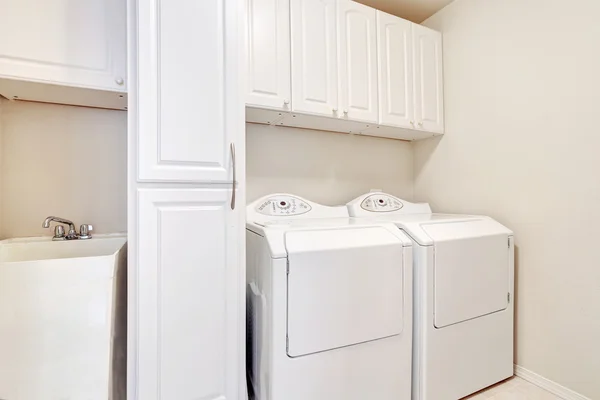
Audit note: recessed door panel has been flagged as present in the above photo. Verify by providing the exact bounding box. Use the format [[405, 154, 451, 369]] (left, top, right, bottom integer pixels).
[[423, 221, 509, 328], [290, 0, 337, 116], [413, 24, 444, 134], [338, 1, 378, 123], [377, 11, 413, 129], [285, 227, 404, 357], [247, 0, 291, 109], [138, 0, 238, 182]]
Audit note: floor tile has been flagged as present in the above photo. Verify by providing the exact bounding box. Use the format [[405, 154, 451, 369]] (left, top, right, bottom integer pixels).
[[462, 377, 562, 400]]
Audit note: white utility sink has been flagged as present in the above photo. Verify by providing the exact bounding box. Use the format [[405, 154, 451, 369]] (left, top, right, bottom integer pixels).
[[0, 235, 127, 400]]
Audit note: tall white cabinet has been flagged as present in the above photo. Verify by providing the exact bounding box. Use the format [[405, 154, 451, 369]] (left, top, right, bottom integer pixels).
[[128, 0, 246, 399]]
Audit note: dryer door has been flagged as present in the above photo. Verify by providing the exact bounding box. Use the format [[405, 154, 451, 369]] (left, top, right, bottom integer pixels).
[[422, 220, 510, 328], [285, 227, 405, 357]]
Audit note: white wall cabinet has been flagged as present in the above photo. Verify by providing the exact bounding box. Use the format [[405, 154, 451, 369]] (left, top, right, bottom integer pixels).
[[290, 0, 338, 117], [0, 0, 127, 109], [129, 0, 245, 400], [338, 0, 379, 124], [376, 11, 414, 129], [245, 0, 444, 140], [413, 24, 445, 134], [246, 0, 291, 110]]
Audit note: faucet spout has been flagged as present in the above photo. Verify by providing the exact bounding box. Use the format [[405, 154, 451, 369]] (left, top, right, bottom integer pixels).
[[43, 216, 76, 233]]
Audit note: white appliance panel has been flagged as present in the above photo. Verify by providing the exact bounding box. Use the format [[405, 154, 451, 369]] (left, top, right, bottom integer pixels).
[[423, 222, 509, 328], [285, 227, 404, 357]]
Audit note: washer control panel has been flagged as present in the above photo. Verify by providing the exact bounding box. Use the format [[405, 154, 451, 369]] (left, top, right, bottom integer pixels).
[[255, 195, 312, 216], [360, 194, 404, 212]]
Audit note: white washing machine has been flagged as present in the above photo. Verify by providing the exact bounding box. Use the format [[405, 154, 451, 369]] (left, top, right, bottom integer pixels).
[[347, 192, 514, 400], [246, 194, 413, 400]]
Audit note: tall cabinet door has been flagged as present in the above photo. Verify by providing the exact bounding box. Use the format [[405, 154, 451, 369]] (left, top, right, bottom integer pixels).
[[338, 0, 378, 124], [290, 0, 337, 117], [413, 24, 444, 134], [131, 0, 245, 399], [246, 0, 291, 110], [137, 0, 239, 183], [137, 189, 243, 400], [377, 11, 414, 129]]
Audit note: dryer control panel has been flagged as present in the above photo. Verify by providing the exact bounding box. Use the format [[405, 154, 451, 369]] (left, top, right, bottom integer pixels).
[[360, 194, 404, 212], [346, 192, 432, 216], [255, 195, 312, 216]]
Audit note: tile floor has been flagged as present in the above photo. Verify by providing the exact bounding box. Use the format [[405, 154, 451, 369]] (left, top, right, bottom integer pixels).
[[463, 376, 562, 400]]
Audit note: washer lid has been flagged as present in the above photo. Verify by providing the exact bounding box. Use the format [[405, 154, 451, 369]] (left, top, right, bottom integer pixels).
[[285, 226, 406, 357]]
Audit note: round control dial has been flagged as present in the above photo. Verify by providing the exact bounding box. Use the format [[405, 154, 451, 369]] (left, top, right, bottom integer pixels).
[[256, 195, 312, 216]]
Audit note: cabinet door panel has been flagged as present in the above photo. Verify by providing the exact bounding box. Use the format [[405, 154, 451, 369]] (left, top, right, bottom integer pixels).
[[0, 0, 126, 91], [247, 0, 291, 110], [290, 0, 337, 116], [137, 188, 241, 400], [138, 0, 238, 182], [413, 25, 444, 134], [338, 0, 378, 124], [377, 12, 414, 129]]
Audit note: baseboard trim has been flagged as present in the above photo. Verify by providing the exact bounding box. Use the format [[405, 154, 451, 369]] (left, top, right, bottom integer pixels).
[[514, 365, 591, 400]]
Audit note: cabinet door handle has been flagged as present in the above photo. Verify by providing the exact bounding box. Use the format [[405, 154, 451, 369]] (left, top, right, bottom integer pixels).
[[230, 142, 236, 210]]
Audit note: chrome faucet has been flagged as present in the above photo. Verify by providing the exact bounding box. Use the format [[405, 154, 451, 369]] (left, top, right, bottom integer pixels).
[[43, 216, 93, 241]]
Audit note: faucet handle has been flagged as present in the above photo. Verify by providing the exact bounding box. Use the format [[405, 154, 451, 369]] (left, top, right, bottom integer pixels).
[[53, 225, 66, 240], [79, 224, 93, 239]]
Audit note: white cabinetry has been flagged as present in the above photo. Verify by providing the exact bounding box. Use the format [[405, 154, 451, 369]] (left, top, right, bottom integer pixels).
[[246, 0, 291, 110], [0, 0, 127, 109], [376, 11, 414, 130], [137, 188, 242, 400], [245, 0, 445, 141], [338, 0, 378, 124], [290, 0, 337, 117], [129, 0, 245, 399], [413, 24, 445, 134], [137, 0, 237, 183]]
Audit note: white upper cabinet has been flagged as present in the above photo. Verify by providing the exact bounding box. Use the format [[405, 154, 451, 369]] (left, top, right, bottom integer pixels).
[[376, 11, 414, 129], [247, 0, 291, 110], [290, 0, 338, 117], [0, 0, 126, 108], [338, 0, 378, 124], [138, 0, 239, 183], [244, 0, 445, 140], [413, 24, 444, 134]]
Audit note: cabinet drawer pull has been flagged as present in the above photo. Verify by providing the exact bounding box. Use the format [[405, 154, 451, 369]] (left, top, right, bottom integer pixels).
[[230, 142, 236, 210]]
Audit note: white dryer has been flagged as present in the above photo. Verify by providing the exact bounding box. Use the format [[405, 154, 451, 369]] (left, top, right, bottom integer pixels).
[[347, 192, 514, 400], [246, 194, 413, 400]]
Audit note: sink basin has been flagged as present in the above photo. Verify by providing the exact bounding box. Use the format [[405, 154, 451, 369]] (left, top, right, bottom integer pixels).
[[0, 234, 127, 400]]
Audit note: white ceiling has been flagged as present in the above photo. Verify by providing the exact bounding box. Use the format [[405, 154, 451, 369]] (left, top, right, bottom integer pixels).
[[355, 0, 455, 23]]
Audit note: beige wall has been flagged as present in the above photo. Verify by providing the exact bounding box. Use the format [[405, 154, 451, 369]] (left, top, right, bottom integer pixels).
[[246, 123, 414, 205], [0, 99, 127, 239], [415, 0, 600, 397]]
